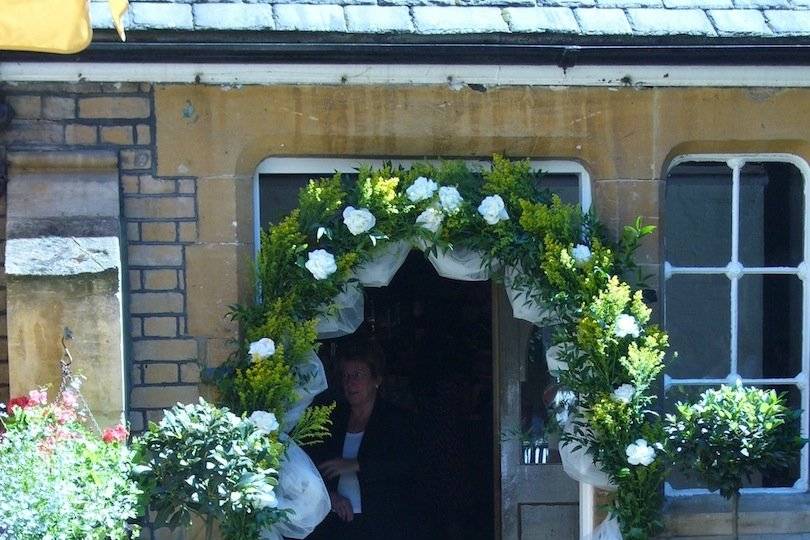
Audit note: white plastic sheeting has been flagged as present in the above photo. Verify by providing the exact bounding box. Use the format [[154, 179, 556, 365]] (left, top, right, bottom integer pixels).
[[504, 265, 555, 325], [354, 240, 412, 287], [559, 420, 616, 492], [271, 442, 331, 539], [427, 246, 490, 281], [282, 351, 329, 432], [260, 527, 283, 540], [545, 342, 573, 376], [316, 282, 364, 339], [585, 517, 622, 540]]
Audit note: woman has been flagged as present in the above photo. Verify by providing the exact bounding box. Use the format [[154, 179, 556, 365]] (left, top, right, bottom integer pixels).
[[309, 348, 418, 540]]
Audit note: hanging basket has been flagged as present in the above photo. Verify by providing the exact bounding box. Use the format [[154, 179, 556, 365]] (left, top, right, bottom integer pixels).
[[504, 265, 556, 325], [427, 246, 491, 281], [282, 351, 328, 432], [270, 442, 331, 539], [316, 282, 364, 339], [559, 420, 616, 492], [354, 240, 411, 287]]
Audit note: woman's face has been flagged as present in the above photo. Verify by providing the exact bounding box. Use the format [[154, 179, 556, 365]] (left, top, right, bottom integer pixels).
[[341, 359, 380, 407]]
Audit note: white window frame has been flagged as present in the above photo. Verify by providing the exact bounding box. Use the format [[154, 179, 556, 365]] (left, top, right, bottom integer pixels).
[[663, 153, 810, 496], [253, 157, 592, 258]]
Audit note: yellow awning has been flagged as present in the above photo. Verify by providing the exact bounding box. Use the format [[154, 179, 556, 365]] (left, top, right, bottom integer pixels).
[[0, 0, 128, 54]]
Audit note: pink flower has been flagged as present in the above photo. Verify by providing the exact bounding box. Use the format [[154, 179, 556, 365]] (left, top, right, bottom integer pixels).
[[60, 391, 78, 409], [53, 405, 77, 424], [102, 424, 128, 444], [28, 389, 47, 406]]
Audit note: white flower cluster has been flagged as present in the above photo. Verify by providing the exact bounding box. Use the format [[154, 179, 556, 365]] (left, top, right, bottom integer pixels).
[[612, 384, 635, 404], [626, 439, 656, 466], [614, 314, 641, 339], [249, 338, 276, 360], [477, 194, 509, 225], [305, 249, 337, 280], [571, 244, 592, 265], [409, 178, 465, 234], [249, 411, 280, 435], [406, 176, 438, 202], [342, 206, 376, 236]]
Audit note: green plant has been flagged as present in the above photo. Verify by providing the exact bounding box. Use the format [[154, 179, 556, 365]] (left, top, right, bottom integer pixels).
[[134, 399, 286, 540], [0, 388, 142, 539], [665, 383, 804, 539]]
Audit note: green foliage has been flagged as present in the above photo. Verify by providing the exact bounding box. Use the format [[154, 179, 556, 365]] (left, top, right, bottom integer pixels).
[[290, 403, 336, 447], [665, 383, 804, 499], [247, 299, 318, 366], [482, 155, 540, 209], [234, 351, 298, 420], [134, 399, 285, 540], [0, 390, 142, 539]]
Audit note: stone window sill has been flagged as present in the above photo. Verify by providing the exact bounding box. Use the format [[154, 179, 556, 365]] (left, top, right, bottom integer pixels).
[[660, 492, 810, 539]]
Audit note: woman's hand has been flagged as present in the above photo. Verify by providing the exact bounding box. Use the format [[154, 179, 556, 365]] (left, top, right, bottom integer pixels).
[[318, 458, 359, 480], [329, 491, 354, 522]]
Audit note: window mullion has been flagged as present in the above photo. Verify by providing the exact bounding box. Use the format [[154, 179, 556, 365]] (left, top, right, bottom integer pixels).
[[728, 158, 743, 378]]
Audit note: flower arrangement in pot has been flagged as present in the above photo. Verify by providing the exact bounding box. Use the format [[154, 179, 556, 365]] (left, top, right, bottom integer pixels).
[[665, 383, 805, 540]]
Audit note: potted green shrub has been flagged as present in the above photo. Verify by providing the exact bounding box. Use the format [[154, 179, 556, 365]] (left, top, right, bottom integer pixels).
[[665, 383, 805, 539]]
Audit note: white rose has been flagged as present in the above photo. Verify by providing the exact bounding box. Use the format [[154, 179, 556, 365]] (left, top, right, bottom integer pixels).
[[626, 439, 656, 466], [249, 411, 280, 434], [250, 484, 278, 509], [571, 244, 592, 265], [612, 384, 635, 404], [406, 176, 438, 202], [438, 186, 463, 214], [342, 206, 376, 236], [305, 249, 337, 280], [248, 338, 276, 360], [614, 314, 641, 339], [416, 207, 443, 233], [477, 195, 509, 225]]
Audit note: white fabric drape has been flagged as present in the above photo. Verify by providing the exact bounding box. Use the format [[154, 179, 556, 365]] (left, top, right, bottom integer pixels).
[[316, 282, 364, 339], [270, 442, 331, 539], [282, 351, 328, 432], [355, 241, 411, 287]]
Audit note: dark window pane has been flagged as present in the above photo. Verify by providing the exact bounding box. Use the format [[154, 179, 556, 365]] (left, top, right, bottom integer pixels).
[[665, 162, 732, 267], [259, 173, 311, 228], [520, 326, 559, 465], [538, 173, 580, 206], [666, 384, 801, 490], [740, 162, 805, 267], [665, 274, 731, 379], [739, 274, 804, 379]]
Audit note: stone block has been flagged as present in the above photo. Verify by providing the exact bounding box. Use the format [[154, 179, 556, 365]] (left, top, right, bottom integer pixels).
[[186, 244, 241, 338], [131, 317, 142, 338], [101, 126, 134, 145], [133, 339, 197, 361], [125, 196, 195, 220], [178, 179, 196, 194], [130, 292, 184, 314], [129, 269, 142, 290], [142, 362, 179, 383], [193, 3, 274, 29], [180, 362, 201, 383], [128, 411, 145, 432], [42, 97, 76, 119], [121, 175, 140, 194], [136, 124, 152, 145], [128, 244, 183, 267], [0, 362, 8, 385], [130, 384, 199, 409], [141, 222, 177, 242], [100, 82, 141, 93], [144, 317, 177, 337], [275, 4, 347, 31], [144, 269, 179, 291], [0, 120, 64, 145], [344, 6, 414, 32], [120, 149, 153, 170], [140, 176, 176, 194], [197, 177, 239, 243], [64, 124, 97, 144], [126, 222, 140, 241], [574, 7, 632, 33], [79, 97, 151, 119], [205, 337, 237, 368], [413, 6, 509, 33], [7, 95, 41, 119], [503, 7, 580, 32]]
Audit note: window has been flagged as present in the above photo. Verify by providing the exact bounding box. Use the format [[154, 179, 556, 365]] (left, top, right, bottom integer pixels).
[[663, 154, 809, 495]]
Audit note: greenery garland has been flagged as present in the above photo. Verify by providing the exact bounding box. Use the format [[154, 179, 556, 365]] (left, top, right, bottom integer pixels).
[[216, 155, 667, 538]]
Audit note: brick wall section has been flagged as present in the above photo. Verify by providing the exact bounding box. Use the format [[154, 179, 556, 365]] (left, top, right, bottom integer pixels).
[[0, 82, 200, 432], [0, 146, 7, 405]]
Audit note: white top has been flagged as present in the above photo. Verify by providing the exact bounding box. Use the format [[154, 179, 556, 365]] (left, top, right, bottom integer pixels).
[[338, 431, 364, 514]]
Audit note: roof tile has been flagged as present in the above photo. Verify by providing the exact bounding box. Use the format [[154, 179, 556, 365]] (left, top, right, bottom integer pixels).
[[275, 4, 347, 31], [458, 0, 537, 6], [663, 0, 732, 8], [539, 0, 596, 7], [345, 6, 415, 32], [574, 7, 632, 32], [597, 0, 663, 8], [378, 0, 454, 5], [734, 0, 790, 8], [504, 7, 580, 31], [193, 4, 275, 29], [413, 6, 510, 32], [765, 9, 810, 32], [707, 8, 772, 34], [130, 3, 194, 29], [626, 7, 717, 34]]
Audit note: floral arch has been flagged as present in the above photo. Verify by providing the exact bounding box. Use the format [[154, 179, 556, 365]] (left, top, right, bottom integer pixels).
[[216, 156, 666, 540]]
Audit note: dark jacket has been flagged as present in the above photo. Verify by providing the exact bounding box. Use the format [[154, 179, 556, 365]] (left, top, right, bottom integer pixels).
[[310, 398, 418, 539]]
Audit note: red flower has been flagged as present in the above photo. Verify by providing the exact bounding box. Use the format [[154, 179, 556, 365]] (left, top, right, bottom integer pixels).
[[102, 424, 128, 444], [7, 395, 32, 411]]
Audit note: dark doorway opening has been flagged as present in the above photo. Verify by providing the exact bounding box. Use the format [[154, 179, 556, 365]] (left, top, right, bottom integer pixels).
[[317, 251, 495, 540]]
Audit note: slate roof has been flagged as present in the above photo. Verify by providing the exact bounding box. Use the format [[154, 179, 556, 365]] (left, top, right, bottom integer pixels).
[[87, 0, 810, 39]]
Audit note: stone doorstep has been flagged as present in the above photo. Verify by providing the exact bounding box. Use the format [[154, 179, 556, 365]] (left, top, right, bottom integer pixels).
[[660, 493, 810, 538]]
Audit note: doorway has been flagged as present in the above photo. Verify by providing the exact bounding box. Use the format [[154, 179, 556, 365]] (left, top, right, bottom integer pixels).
[[317, 251, 496, 540]]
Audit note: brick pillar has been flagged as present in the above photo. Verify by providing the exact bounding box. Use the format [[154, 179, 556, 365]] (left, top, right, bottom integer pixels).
[[4, 150, 126, 428]]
